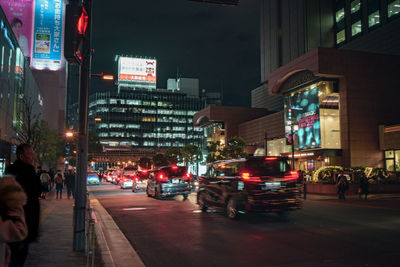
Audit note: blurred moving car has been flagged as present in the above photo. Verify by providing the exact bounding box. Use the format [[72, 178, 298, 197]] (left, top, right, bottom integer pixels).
[[146, 165, 191, 200], [87, 172, 100, 185], [132, 170, 150, 193], [197, 156, 302, 219], [120, 177, 133, 189]]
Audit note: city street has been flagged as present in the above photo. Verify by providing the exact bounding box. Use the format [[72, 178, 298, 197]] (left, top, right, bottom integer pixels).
[[89, 184, 400, 267]]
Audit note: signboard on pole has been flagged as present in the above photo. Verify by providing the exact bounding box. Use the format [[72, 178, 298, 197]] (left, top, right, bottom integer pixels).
[[0, 0, 34, 57], [31, 0, 64, 70]]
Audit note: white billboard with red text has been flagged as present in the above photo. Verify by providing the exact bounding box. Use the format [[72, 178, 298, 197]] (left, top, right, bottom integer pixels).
[[118, 57, 157, 83]]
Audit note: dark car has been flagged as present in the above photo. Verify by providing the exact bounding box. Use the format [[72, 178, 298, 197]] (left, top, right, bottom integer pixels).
[[146, 166, 191, 200], [132, 170, 151, 193], [197, 156, 302, 219]]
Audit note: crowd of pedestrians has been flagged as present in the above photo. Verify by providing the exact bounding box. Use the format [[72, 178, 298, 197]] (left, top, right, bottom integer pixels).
[[0, 143, 76, 267]]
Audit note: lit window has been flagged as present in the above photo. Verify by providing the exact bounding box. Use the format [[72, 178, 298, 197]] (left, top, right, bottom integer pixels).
[[336, 30, 345, 44], [388, 0, 400, 18], [368, 10, 380, 27], [351, 20, 362, 36], [351, 0, 361, 13], [336, 8, 345, 23]]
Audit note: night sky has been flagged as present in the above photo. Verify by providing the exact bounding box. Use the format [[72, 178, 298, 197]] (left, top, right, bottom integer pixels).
[[90, 0, 260, 107]]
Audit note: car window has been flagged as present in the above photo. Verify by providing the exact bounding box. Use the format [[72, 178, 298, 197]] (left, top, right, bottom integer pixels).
[[161, 167, 187, 176], [242, 158, 290, 176]]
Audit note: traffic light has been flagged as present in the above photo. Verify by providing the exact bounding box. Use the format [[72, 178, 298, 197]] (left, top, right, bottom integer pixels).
[[64, 4, 88, 65]]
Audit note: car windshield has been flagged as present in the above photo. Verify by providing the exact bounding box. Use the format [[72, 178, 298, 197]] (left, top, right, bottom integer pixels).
[[161, 166, 187, 177], [137, 171, 150, 179], [242, 158, 290, 176]]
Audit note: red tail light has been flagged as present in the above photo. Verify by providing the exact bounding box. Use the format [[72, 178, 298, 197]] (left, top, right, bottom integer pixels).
[[157, 173, 169, 182], [241, 172, 261, 182], [172, 165, 178, 170], [265, 157, 278, 161], [284, 171, 299, 181], [142, 170, 148, 174], [183, 172, 192, 180]]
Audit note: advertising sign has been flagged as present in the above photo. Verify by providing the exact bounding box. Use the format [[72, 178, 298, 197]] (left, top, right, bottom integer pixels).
[[31, 0, 63, 70], [118, 57, 157, 83], [0, 0, 34, 57], [285, 87, 321, 150]]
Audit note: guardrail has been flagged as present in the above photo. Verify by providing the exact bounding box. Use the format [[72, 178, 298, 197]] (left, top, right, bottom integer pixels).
[[86, 194, 97, 267]]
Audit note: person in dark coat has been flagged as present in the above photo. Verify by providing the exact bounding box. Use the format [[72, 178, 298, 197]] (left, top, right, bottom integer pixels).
[[5, 143, 42, 267], [336, 171, 349, 200], [359, 173, 369, 200], [64, 170, 75, 200]]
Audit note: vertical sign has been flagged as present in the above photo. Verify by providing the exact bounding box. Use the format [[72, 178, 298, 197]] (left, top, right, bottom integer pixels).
[[31, 0, 63, 70], [285, 87, 321, 150], [0, 0, 34, 57]]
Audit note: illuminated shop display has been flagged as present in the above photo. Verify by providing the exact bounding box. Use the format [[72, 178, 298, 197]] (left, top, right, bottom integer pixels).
[[284, 80, 341, 151]]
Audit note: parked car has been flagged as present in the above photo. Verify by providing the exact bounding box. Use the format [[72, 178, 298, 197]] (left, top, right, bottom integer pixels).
[[146, 166, 191, 200], [87, 172, 100, 185], [132, 170, 151, 193], [197, 156, 302, 219]]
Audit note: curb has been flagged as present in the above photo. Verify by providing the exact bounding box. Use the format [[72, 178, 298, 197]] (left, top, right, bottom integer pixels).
[[90, 197, 145, 267]]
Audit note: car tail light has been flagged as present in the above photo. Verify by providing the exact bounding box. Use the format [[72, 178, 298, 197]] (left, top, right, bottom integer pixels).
[[265, 157, 278, 161], [183, 172, 192, 181], [123, 178, 130, 182], [241, 172, 261, 182], [142, 170, 148, 174], [284, 171, 299, 181], [172, 165, 178, 170], [157, 173, 169, 182]]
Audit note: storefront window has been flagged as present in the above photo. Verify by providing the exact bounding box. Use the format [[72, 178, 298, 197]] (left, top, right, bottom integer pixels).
[[388, 0, 400, 18], [396, 150, 400, 171], [351, 0, 361, 13], [368, 11, 380, 27], [351, 20, 362, 36], [385, 150, 400, 172]]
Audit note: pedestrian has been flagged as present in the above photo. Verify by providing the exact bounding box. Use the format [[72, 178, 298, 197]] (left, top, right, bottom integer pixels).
[[39, 171, 51, 199], [4, 143, 42, 267], [0, 175, 28, 267], [64, 170, 75, 200], [336, 171, 349, 200], [54, 172, 64, 200], [359, 172, 369, 200]]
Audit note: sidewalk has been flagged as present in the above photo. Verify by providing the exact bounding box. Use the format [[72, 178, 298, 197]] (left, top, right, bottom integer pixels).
[[24, 189, 100, 267]]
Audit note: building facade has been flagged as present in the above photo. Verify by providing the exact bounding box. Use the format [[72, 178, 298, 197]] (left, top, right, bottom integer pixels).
[[0, 7, 42, 174]]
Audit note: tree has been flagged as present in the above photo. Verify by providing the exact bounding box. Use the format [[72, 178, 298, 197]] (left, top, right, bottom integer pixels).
[[182, 144, 202, 167], [221, 136, 247, 159], [138, 157, 152, 169], [164, 147, 183, 165], [206, 140, 223, 163], [38, 120, 64, 170], [14, 96, 41, 158], [153, 154, 168, 167]]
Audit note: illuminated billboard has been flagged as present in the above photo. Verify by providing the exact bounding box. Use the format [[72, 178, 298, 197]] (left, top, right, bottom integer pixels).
[[0, 0, 34, 57], [284, 87, 321, 150], [31, 0, 64, 70], [118, 57, 157, 83]]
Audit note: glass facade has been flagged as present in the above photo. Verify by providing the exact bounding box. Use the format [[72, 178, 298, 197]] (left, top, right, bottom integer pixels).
[[351, 20, 362, 36], [351, 0, 361, 14], [385, 150, 400, 172], [82, 89, 205, 154]]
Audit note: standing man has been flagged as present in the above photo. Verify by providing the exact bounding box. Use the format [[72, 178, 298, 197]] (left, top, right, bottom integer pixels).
[[65, 170, 75, 200], [5, 143, 42, 267]]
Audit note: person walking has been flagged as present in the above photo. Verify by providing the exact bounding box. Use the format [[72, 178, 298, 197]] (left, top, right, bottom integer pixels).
[[359, 172, 369, 200], [5, 143, 42, 267], [39, 171, 51, 199], [0, 175, 28, 267], [54, 172, 64, 200], [64, 170, 75, 200], [336, 171, 349, 200]]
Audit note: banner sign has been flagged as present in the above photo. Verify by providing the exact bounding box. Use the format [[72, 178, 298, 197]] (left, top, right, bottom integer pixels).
[[31, 0, 63, 70], [0, 0, 34, 57], [285, 87, 321, 150], [118, 57, 157, 83]]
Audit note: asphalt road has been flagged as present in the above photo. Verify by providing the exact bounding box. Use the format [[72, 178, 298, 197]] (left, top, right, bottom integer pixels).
[[89, 184, 400, 267]]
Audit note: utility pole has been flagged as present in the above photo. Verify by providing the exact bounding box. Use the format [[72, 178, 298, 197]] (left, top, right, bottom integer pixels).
[[73, 0, 92, 252]]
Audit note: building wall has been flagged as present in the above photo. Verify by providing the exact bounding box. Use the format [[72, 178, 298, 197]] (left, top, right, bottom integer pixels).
[[239, 111, 285, 148], [178, 78, 199, 98], [268, 47, 400, 168]]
